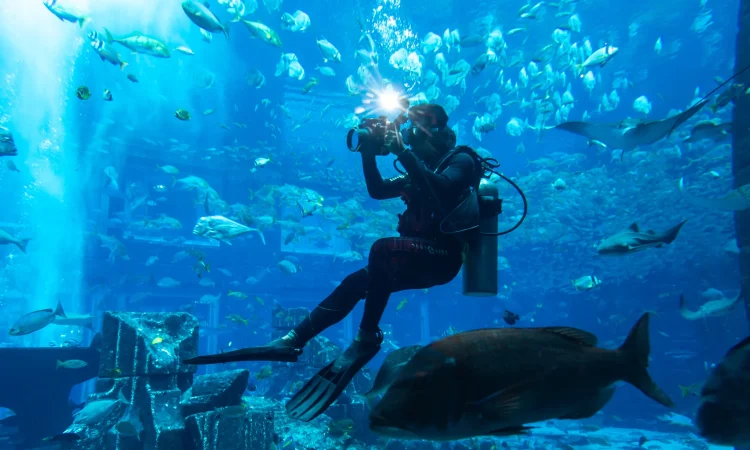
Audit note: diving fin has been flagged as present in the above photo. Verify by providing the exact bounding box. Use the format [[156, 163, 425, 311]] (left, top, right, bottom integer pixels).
[[183, 345, 302, 364], [286, 340, 379, 422]]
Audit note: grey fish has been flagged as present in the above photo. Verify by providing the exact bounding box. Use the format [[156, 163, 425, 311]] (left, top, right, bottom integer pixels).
[[555, 98, 708, 151], [74, 389, 129, 425], [87, 31, 127, 69], [0, 126, 17, 156], [0, 228, 30, 253], [696, 336, 750, 446], [679, 178, 750, 212], [9, 301, 66, 336], [679, 291, 744, 320], [369, 314, 673, 441], [53, 314, 95, 329], [683, 121, 732, 143], [359, 345, 423, 404], [192, 215, 265, 245], [181, 1, 229, 39], [596, 220, 686, 256]]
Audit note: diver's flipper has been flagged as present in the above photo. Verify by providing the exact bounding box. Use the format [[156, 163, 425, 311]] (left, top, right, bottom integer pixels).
[[286, 341, 379, 422], [183, 345, 302, 365]]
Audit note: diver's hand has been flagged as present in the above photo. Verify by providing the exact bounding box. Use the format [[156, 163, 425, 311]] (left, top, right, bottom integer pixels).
[[384, 128, 405, 156]]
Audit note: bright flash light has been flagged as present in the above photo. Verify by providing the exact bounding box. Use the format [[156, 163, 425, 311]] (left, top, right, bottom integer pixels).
[[378, 86, 402, 111]]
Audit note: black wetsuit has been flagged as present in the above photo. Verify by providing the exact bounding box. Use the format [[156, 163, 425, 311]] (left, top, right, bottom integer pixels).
[[292, 148, 478, 343]]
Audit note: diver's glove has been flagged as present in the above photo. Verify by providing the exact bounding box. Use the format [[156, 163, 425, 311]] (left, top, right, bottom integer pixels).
[[384, 128, 406, 156]]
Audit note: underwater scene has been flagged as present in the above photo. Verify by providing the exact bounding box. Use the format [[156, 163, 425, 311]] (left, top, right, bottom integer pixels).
[[0, 0, 749, 449]]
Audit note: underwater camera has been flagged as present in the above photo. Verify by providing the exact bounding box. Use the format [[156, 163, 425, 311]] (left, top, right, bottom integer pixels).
[[347, 97, 410, 155], [346, 116, 394, 155]]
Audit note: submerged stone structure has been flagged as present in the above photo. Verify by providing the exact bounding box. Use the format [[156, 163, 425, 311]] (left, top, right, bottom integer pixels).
[[60, 312, 275, 450]]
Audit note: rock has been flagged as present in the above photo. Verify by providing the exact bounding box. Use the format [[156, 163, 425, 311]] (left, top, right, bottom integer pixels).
[[61, 312, 200, 450], [185, 407, 274, 450], [182, 370, 249, 417], [99, 311, 199, 379]]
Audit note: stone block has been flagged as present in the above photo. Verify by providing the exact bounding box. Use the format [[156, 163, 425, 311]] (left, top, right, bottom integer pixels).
[[185, 407, 274, 450], [144, 389, 184, 450], [100, 312, 199, 378], [181, 369, 249, 417]]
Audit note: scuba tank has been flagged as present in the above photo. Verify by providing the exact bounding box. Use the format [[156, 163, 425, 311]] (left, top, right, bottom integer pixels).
[[399, 145, 527, 297], [462, 180, 502, 296]]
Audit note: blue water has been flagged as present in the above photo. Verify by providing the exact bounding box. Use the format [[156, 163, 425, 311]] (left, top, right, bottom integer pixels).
[[0, 0, 746, 445]]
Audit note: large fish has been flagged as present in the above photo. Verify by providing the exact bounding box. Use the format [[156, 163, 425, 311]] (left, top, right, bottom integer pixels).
[[9, 301, 66, 336], [182, 0, 229, 39], [192, 215, 265, 245], [596, 220, 686, 256], [696, 336, 750, 446], [358, 345, 423, 405], [369, 314, 673, 441], [555, 98, 709, 151], [0, 126, 17, 156], [679, 291, 744, 320]]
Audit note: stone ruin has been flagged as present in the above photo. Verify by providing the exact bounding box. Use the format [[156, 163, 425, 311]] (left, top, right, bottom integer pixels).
[[60, 311, 275, 450]]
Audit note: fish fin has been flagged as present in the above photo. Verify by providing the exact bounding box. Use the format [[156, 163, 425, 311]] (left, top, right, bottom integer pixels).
[[256, 229, 266, 245], [78, 16, 91, 29], [16, 237, 31, 253], [102, 27, 114, 43], [647, 229, 656, 235], [120, 61, 128, 71], [662, 220, 686, 245], [487, 426, 534, 437], [619, 313, 674, 408], [56, 359, 62, 369], [223, 24, 230, 41], [54, 300, 67, 319], [627, 222, 640, 232], [560, 386, 616, 419], [540, 327, 598, 346], [724, 334, 750, 356], [678, 385, 691, 398], [678, 292, 698, 320], [118, 388, 129, 404]]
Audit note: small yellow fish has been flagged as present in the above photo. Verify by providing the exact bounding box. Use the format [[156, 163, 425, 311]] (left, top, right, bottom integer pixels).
[[151, 337, 164, 345], [396, 299, 408, 311]]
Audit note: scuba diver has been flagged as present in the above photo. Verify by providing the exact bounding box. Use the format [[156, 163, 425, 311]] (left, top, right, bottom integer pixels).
[[185, 103, 490, 421]]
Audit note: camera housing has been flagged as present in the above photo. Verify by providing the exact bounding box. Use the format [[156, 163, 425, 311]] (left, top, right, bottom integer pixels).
[[346, 116, 393, 155]]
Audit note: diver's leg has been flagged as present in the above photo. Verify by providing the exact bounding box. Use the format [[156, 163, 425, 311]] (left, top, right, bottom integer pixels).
[[286, 237, 463, 421], [359, 237, 463, 332], [184, 268, 368, 365], [278, 267, 368, 347]]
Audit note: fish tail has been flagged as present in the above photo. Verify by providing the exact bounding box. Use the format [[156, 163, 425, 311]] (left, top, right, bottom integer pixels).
[[120, 61, 128, 71], [78, 16, 91, 29], [662, 220, 687, 245], [618, 313, 674, 408], [223, 24, 230, 40], [56, 359, 63, 369], [117, 388, 129, 404], [54, 300, 67, 319], [15, 237, 31, 253]]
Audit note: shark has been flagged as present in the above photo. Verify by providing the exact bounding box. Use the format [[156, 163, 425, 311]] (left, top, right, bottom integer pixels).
[[597, 220, 687, 255], [679, 290, 744, 320], [679, 178, 750, 211], [555, 98, 709, 151]]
